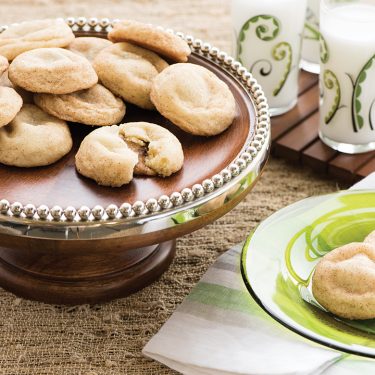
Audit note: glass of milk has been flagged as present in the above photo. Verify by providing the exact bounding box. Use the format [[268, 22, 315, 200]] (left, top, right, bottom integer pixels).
[[301, 0, 320, 74], [231, 0, 307, 116], [319, 0, 375, 154]]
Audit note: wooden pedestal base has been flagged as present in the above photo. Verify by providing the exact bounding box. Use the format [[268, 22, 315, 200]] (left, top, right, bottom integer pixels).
[[0, 240, 176, 305]]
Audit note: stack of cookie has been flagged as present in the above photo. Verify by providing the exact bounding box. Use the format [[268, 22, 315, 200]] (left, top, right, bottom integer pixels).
[[0, 18, 236, 187]]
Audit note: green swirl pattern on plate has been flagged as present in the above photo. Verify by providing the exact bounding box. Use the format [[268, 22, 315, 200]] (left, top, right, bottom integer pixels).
[[242, 190, 375, 357], [323, 69, 341, 125]]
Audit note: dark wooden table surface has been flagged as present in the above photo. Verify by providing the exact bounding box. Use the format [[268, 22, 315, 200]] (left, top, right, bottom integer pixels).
[[272, 71, 375, 183]]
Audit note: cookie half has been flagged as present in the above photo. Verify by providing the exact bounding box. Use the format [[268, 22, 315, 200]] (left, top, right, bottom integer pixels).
[[75, 122, 183, 187], [108, 20, 191, 62]]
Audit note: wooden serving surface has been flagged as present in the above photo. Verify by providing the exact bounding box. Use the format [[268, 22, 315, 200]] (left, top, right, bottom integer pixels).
[[272, 71, 375, 183], [0, 54, 254, 208]]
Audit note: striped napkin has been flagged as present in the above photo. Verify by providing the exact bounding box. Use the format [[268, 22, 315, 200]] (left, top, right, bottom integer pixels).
[[143, 174, 375, 375]]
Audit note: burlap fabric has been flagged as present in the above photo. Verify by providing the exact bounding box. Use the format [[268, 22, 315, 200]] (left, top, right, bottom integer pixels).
[[0, 1, 347, 374]]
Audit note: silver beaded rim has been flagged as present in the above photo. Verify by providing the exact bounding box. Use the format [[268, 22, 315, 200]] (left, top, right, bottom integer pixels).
[[0, 17, 270, 223]]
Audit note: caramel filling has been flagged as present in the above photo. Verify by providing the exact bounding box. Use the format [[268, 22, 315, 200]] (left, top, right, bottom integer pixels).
[[125, 139, 156, 176]]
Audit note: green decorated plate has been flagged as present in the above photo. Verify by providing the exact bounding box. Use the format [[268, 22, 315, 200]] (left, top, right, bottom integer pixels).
[[241, 190, 375, 357]]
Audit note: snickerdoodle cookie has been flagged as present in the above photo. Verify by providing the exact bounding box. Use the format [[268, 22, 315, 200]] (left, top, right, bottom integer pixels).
[[0, 104, 72, 167], [0, 55, 8, 75], [0, 19, 75, 61], [151, 63, 236, 136], [76, 122, 183, 187], [312, 242, 375, 320], [34, 84, 125, 126], [108, 20, 191, 62], [0, 87, 22, 128], [8, 48, 98, 94], [93, 42, 168, 110], [66, 37, 112, 63]]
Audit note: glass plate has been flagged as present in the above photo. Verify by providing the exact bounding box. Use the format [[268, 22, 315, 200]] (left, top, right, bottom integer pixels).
[[241, 190, 375, 357]]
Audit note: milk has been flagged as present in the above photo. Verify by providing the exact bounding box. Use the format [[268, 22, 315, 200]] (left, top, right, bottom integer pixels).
[[319, 2, 375, 152], [232, 0, 307, 116], [301, 0, 320, 73]]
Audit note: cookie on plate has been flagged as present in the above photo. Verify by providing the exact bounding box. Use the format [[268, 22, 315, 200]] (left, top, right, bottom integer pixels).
[[0, 104, 72, 167], [0, 19, 75, 61], [94, 42, 168, 110], [75, 121, 183, 187], [8, 48, 98, 94], [34, 84, 126, 126], [151, 63, 236, 136], [108, 19, 191, 62], [66, 37, 112, 63], [312, 242, 375, 320], [0, 55, 9, 75], [0, 86, 23, 128]]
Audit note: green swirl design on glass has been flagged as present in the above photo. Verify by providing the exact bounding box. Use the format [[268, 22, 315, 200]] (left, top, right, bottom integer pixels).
[[352, 54, 375, 133], [272, 42, 292, 97], [237, 15, 281, 65], [304, 22, 320, 41], [323, 69, 341, 125], [320, 35, 329, 64]]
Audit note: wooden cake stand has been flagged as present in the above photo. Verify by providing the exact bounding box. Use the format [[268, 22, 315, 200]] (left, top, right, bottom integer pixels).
[[0, 18, 270, 304]]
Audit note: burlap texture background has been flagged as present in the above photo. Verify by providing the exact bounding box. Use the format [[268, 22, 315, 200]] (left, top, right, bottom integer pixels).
[[0, 1, 348, 374]]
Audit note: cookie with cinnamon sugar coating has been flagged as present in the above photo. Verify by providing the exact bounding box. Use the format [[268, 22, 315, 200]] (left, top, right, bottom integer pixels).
[[34, 84, 125, 126], [108, 19, 191, 62], [313, 242, 375, 320], [150, 63, 236, 136], [0, 19, 75, 61]]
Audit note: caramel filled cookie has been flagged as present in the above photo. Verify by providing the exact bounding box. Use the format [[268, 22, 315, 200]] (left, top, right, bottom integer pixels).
[[34, 84, 125, 126], [312, 242, 375, 320], [120, 121, 184, 177], [108, 20, 191, 62], [9, 48, 98, 94], [66, 37, 112, 63], [75, 122, 183, 187], [0, 86, 22, 128], [94, 42, 168, 110], [0, 55, 9, 75], [151, 63, 236, 136], [0, 19, 75, 61]]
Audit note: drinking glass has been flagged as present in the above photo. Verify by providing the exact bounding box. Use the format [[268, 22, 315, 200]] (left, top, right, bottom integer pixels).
[[319, 0, 375, 153], [301, 0, 320, 74], [232, 0, 307, 116]]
